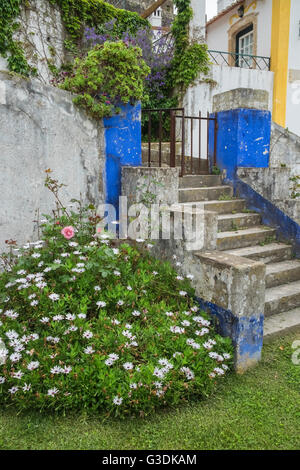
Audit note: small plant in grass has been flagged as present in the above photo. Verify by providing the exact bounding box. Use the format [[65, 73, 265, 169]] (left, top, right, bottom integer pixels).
[[211, 166, 221, 176], [0, 174, 233, 417]]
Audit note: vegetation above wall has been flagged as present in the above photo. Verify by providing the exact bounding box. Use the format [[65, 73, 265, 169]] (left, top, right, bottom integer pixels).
[[60, 41, 150, 119], [0, 0, 210, 120], [0, 0, 148, 76]]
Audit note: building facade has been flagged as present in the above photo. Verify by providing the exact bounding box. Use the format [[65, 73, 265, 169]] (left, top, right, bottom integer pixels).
[[105, 0, 175, 27], [206, 0, 300, 136]]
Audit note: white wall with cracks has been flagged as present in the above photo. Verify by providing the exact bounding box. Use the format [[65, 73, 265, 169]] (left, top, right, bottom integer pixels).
[[0, 72, 106, 251]]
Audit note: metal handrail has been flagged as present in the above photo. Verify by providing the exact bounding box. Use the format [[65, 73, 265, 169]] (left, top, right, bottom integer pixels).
[[207, 49, 271, 71], [142, 108, 217, 176]]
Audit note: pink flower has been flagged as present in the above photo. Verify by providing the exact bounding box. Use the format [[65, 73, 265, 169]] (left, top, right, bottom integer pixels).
[[61, 226, 75, 240]]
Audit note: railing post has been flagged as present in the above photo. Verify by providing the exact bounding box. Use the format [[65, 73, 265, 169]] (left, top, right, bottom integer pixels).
[[170, 110, 176, 168], [181, 111, 185, 177], [214, 116, 218, 168], [148, 111, 152, 168]]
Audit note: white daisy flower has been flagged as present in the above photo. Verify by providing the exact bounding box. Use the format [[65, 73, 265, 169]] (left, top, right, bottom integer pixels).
[[82, 330, 93, 339], [83, 346, 95, 355], [47, 388, 59, 397], [113, 396, 123, 405], [132, 310, 141, 317]]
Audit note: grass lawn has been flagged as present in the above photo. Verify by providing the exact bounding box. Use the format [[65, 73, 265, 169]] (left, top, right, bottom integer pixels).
[[0, 332, 299, 450]]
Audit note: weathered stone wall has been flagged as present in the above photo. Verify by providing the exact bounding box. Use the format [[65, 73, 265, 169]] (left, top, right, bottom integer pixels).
[[122, 167, 179, 206], [270, 122, 300, 177], [0, 0, 67, 85], [237, 167, 300, 224], [0, 71, 105, 251], [235, 122, 300, 224]]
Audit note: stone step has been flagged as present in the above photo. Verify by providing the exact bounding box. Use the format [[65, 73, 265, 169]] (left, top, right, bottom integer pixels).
[[264, 308, 300, 341], [265, 280, 300, 317], [179, 175, 222, 188], [224, 243, 293, 264], [217, 227, 277, 251], [179, 186, 233, 203], [218, 212, 261, 232], [201, 198, 246, 214], [266, 260, 300, 288]]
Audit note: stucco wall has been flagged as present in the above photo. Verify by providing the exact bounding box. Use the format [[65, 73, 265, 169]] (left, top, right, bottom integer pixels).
[[0, 72, 105, 251], [183, 65, 273, 158], [184, 64, 274, 116], [286, 0, 300, 136], [270, 122, 300, 176]]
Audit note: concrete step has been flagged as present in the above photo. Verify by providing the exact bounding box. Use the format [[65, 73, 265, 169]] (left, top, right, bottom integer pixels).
[[264, 308, 300, 341], [266, 260, 300, 288], [218, 212, 261, 232], [265, 280, 300, 317], [224, 243, 293, 264], [217, 227, 277, 251], [179, 175, 222, 188], [202, 198, 246, 214], [179, 186, 233, 203]]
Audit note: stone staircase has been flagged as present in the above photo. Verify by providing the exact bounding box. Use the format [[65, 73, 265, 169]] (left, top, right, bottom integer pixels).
[[178, 174, 300, 341]]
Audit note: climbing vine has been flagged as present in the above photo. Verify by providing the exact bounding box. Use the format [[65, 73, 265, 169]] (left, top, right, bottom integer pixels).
[[50, 0, 149, 52], [169, 0, 209, 92]]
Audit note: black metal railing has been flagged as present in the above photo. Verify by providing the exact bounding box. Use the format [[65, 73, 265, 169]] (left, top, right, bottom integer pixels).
[[208, 49, 271, 71], [142, 108, 217, 176]]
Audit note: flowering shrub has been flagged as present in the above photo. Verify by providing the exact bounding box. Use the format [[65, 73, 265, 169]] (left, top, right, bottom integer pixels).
[[60, 41, 150, 119], [84, 23, 174, 107], [0, 177, 233, 417]]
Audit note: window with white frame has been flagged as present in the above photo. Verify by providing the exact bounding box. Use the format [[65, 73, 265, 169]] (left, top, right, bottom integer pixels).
[[236, 26, 254, 68]]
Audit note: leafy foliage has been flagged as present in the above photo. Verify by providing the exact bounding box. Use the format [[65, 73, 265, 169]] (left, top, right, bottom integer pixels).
[[0, 175, 233, 417], [169, 0, 209, 93], [0, 0, 148, 76], [60, 41, 150, 119], [0, 0, 34, 76], [51, 0, 149, 51]]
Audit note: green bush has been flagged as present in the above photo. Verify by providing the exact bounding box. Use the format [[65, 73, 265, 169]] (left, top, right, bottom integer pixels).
[[60, 41, 150, 119], [0, 175, 233, 417], [0, 0, 149, 76]]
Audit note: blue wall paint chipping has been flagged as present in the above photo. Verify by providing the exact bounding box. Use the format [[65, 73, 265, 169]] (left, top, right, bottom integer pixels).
[[212, 109, 271, 181], [197, 298, 264, 370], [212, 107, 300, 255], [104, 102, 142, 216]]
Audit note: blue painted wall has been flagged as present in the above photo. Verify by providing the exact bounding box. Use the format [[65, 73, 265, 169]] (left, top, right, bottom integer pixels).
[[212, 108, 271, 182], [236, 179, 300, 257], [209, 107, 300, 255], [103, 102, 142, 216], [197, 297, 264, 372]]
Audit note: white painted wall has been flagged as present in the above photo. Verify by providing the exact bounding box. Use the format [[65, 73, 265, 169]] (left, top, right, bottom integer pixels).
[[0, 72, 105, 251], [207, 0, 273, 61], [286, 0, 300, 136], [217, 0, 235, 14], [183, 64, 274, 156], [190, 0, 206, 40]]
